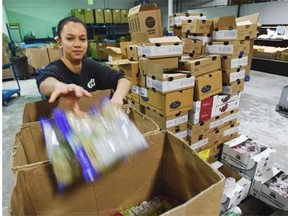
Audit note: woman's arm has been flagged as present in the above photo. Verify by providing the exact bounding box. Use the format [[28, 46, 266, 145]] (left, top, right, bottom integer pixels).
[[110, 78, 131, 108], [39, 77, 91, 114]]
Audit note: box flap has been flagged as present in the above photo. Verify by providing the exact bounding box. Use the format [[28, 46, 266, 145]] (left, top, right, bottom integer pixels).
[[236, 13, 260, 25], [148, 36, 182, 43], [108, 59, 131, 66], [101, 46, 121, 56], [128, 4, 159, 17], [213, 16, 236, 29]]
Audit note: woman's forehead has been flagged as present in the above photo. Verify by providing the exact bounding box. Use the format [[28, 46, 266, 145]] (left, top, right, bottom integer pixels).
[[61, 22, 87, 35]]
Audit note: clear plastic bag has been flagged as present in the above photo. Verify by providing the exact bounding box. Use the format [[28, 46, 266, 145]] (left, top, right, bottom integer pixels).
[[39, 118, 82, 192]]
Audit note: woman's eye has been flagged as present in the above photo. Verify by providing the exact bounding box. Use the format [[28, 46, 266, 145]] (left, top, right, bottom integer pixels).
[[80, 38, 87, 42], [66, 38, 73, 41]]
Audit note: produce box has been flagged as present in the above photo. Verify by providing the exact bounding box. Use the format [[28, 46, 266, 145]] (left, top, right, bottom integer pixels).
[[10, 131, 225, 216]]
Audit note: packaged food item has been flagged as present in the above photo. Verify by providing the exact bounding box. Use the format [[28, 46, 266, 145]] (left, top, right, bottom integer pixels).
[[40, 97, 149, 191], [39, 118, 82, 192]]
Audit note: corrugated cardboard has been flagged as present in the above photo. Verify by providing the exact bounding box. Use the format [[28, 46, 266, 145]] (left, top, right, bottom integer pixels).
[[94, 9, 105, 24], [25, 47, 50, 69], [221, 54, 249, 70], [222, 78, 245, 95], [102, 46, 122, 61], [120, 41, 134, 59], [140, 88, 193, 116], [179, 54, 221, 76], [182, 38, 203, 54], [205, 40, 250, 56], [10, 131, 225, 216], [128, 4, 163, 38], [108, 59, 139, 85], [135, 34, 183, 58], [112, 9, 121, 24], [120, 9, 128, 23], [84, 9, 95, 24], [194, 70, 223, 101], [126, 45, 139, 61], [212, 16, 237, 41], [187, 33, 212, 44], [169, 12, 206, 27], [182, 19, 213, 34], [126, 85, 140, 103], [222, 67, 246, 85], [104, 9, 113, 24], [46, 46, 62, 62], [236, 13, 260, 40]]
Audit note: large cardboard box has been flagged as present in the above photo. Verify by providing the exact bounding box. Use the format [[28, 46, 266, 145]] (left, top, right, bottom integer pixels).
[[128, 4, 163, 38], [236, 13, 260, 40], [179, 55, 221, 76], [212, 16, 237, 41], [212, 161, 251, 213], [46, 46, 62, 62], [84, 9, 95, 24], [25, 47, 50, 69], [182, 19, 213, 34], [182, 38, 203, 54], [94, 9, 105, 24], [250, 167, 288, 211], [126, 45, 139, 61], [222, 78, 245, 95], [169, 12, 206, 27], [104, 9, 113, 24], [71, 9, 85, 22], [135, 35, 183, 58], [221, 135, 276, 180], [205, 40, 250, 56], [221, 54, 249, 70], [222, 68, 246, 85], [112, 9, 121, 24], [194, 70, 222, 101], [102, 46, 122, 62], [140, 88, 193, 116], [10, 131, 225, 216], [108, 59, 139, 85], [120, 9, 128, 23], [145, 62, 195, 94]]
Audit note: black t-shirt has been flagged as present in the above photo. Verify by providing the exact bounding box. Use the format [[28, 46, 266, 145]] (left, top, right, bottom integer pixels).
[[37, 58, 125, 92]]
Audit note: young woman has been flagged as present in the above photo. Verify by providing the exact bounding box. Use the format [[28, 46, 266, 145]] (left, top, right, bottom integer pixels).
[[37, 16, 131, 113]]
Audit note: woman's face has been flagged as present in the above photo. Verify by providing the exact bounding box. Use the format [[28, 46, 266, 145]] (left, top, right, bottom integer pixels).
[[58, 22, 88, 61]]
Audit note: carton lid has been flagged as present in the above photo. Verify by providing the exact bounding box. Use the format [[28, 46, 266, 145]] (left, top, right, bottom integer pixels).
[[236, 13, 260, 25], [128, 3, 159, 17], [213, 16, 236, 29], [108, 59, 135, 66], [101, 46, 121, 56], [132, 33, 182, 44]]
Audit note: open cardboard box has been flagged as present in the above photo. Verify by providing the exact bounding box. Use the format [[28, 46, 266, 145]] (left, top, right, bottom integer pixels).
[[10, 131, 225, 215]]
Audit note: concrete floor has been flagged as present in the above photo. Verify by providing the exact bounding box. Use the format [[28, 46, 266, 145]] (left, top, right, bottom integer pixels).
[[2, 70, 288, 215]]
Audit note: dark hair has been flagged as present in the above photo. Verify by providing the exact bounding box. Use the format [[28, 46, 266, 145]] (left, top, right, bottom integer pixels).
[[57, 16, 87, 38]]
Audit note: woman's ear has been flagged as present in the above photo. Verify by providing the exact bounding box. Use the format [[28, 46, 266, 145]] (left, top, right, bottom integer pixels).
[[55, 36, 62, 48]]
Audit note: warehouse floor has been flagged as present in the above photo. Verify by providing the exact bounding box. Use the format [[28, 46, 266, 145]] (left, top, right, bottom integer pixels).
[[2, 70, 288, 215]]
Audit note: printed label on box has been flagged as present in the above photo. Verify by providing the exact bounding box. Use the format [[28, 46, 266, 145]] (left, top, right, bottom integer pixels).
[[146, 76, 194, 93], [205, 44, 234, 54], [131, 85, 139, 94], [138, 45, 183, 57], [224, 112, 239, 123], [224, 126, 240, 136], [210, 118, 225, 129], [139, 87, 147, 97], [231, 56, 248, 68], [229, 69, 245, 82], [190, 138, 209, 150], [172, 15, 207, 26], [166, 115, 188, 128], [188, 35, 212, 43], [212, 30, 237, 40], [176, 130, 188, 139]]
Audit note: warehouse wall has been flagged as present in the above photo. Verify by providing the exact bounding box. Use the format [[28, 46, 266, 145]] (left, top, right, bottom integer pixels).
[[188, 1, 288, 25]]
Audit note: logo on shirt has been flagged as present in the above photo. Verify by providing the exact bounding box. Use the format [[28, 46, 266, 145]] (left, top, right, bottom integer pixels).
[[87, 78, 95, 89]]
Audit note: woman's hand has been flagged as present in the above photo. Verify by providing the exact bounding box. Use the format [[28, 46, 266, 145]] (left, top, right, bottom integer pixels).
[[49, 82, 91, 114], [110, 96, 124, 109]]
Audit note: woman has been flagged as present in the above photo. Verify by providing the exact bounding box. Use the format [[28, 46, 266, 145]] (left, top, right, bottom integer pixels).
[[37, 16, 131, 113]]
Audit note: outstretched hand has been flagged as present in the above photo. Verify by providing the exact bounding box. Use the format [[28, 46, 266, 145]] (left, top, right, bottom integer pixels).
[[49, 83, 91, 114]]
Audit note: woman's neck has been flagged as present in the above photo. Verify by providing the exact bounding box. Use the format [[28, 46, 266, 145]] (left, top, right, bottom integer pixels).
[[61, 57, 82, 74]]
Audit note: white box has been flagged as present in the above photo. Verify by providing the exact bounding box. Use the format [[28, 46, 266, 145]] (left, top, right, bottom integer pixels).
[[250, 167, 288, 211], [221, 135, 276, 180], [212, 161, 251, 212], [212, 99, 241, 117]]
